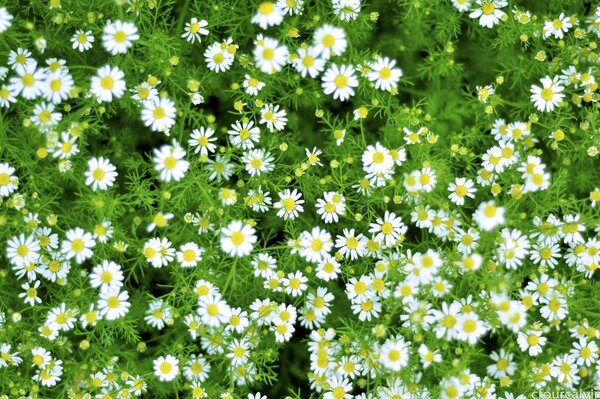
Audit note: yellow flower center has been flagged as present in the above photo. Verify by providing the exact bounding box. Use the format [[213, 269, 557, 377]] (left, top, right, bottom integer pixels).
[[540, 88, 554, 101], [334, 74, 348, 88], [113, 31, 127, 43], [481, 2, 495, 15], [71, 239, 85, 252], [230, 231, 245, 246], [101, 76, 114, 90]]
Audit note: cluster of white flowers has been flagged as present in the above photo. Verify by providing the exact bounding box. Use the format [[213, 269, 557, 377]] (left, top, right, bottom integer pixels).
[[1, 1, 600, 399]]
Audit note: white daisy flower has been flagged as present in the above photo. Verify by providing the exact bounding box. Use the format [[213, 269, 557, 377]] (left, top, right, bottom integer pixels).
[[530, 75, 564, 112], [182, 17, 209, 44], [42, 68, 74, 104], [102, 20, 139, 55], [254, 34, 288, 74], [380, 336, 410, 371], [322, 63, 358, 102], [543, 13, 573, 39], [252, 2, 284, 29], [8, 61, 46, 100], [469, 0, 507, 28], [71, 30, 94, 52], [292, 46, 325, 78], [299, 227, 332, 263], [90, 65, 126, 102], [153, 140, 189, 182], [204, 41, 234, 73], [220, 220, 257, 257], [367, 57, 403, 92], [177, 242, 204, 268], [274, 189, 304, 220], [313, 24, 347, 59], [242, 74, 265, 96], [142, 97, 177, 134], [7, 234, 40, 268], [61, 228, 96, 264], [84, 157, 118, 191], [197, 294, 231, 327], [153, 355, 179, 382], [98, 288, 130, 320], [89, 260, 124, 292], [259, 103, 287, 132], [473, 201, 505, 231], [0, 162, 19, 197], [228, 120, 260, 150], [189, 126, 217, 156], [0, 7, 13, 33]]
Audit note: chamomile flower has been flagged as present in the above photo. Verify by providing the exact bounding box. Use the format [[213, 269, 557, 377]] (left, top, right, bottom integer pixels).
[[367, 57, 402, 92], [153, 140, 189, 182], [153, 355, 179, 382], [42, 68, 74, 104], [189, 126, 218, 156], [243, 149, 275, 176], [456, 312, 488, 344], [333, 0, 361, 21], [61, 228, 95, 264], [293, 46, 325, 78], [543, 13, 573, 40], [184, 354, 211, 382], [473, 201, 505, 231], [90, 65, 126, 102], [254, 35, 289, 74], [362, 142, 394, 175], [277, 0, 304, 15], [19, 281, 42, 306], [299, 227, 333, 263], [243, 74, 265, 96], [448, 177, 477, 206], [517, 330, 546, 356], [177, 242, 204, 267], [313, 24, 347, 59], [102, 20, 139, 55], [550, 354, 579, 387], [131, 81, 158, 103], [89, 260, 124, 292], [0, 7, 13, 33], [198, 294, 231, 327], [204, 41, 234, 73], [0, 84, 17, 108], [144, 299, 172, 330], [316, 257, 341, 281], [220, 220, 257, 257], [274, 189, 304, 220], [335, 228, 367, 260], [98, 288, 130, 320], [84, 157, 118, 191], [469, 0, 507, 28], [0, 162, 19, 197], [228, 120, 260, 150], [182, 17, 209, 43], [252, 2, 284, 29], [71, 30, 94, 51], [9, 61, 46, 100], [259, 103, 287, 132], [530, 76, 564, 112], [322, 64, 358, 102], [369, 211, 407, 248], [143, 237, 175, 268], [380, 336, 410, 371], [315, 191, 346, 223], [142, 97, 177, 134]]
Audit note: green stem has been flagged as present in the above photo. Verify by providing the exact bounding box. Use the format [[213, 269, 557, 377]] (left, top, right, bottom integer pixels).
[[175, 0, 192, 36]]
